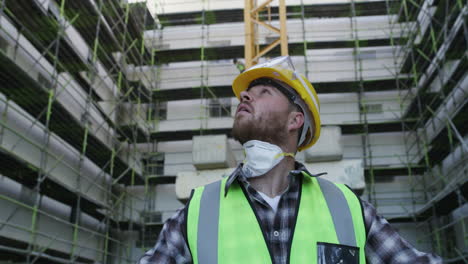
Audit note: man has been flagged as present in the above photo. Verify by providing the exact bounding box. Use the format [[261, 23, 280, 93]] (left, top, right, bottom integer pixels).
[[233, 58, 246, 73], [138, 56, 442, 263]]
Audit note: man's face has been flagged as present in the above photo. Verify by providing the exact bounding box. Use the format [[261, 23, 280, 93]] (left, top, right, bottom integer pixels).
[[232, 84, 292, 145]]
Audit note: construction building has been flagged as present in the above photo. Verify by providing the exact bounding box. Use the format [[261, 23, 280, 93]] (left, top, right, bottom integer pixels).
[[0, 0, 466, 263]]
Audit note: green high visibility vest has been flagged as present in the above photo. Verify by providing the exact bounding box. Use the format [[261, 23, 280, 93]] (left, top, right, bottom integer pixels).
[[187, 172, 366, 264]]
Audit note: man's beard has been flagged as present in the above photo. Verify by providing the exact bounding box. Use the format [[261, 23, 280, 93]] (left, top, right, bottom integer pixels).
[[231, 112, 288, 146]]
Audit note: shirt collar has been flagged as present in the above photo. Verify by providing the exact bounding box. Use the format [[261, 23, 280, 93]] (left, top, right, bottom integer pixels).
[[224, 161, 327, 197]]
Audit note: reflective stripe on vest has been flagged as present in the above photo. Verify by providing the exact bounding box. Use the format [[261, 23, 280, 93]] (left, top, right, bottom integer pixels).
[[197, 181, 221, 264], [316, 177, 356, 247], [187, 175, 366, 264]]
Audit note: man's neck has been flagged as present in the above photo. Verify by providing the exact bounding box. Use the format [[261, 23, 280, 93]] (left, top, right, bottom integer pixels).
[[248, 158, 295, 198]]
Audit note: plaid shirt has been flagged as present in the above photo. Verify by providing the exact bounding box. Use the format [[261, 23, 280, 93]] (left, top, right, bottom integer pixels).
[[138, 163, 442, 264]]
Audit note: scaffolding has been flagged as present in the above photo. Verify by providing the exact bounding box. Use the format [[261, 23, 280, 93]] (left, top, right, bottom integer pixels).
[[0, 0, 159, 262], [387, 0, 468, 261], [0, 0, 466, 263]]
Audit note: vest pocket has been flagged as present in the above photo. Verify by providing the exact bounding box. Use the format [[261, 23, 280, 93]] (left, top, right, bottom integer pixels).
[[317, 242, 359, 264]]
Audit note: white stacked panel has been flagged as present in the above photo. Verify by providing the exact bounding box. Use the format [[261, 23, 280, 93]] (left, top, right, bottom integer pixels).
[[157, 140, 239, 175], [206, 117, 234, 130], [304, 159, 365, 190], [157, 99, 236, 132], [0, 15, 127, 159], [320, 91, 404, 125], [116, 186, 145, 223], [1, 13, 143, 174], [159, 142, 193, 175], [176, 168, 235, 201], [136, 17, 408, 91], [175, 159, 365, 200], [55, 73, 118, 149], [157, 118, 203, 132], [0, 95, 111, 206], [342, 132, 409, 167], [288, 16, 404, 43], [421, 140, 468, 214], [164, 151, 195, 176], [427, 60, 461, 93], [134, 46, 403, 90], [157, 99, 205, 132], [152, 91, 404, 133], [2, 6, 119, 106], [319, 93, 360, 125], [424, 74, 468, 144], [118, 102, 150, 133], [305, 126, 343, 162], [306, 46, 402, 82], [149, 60, 239, 90], [117, 185, 183, 223], [98, 101, 118, 125], [391, 222, 434, 252], [154, 184, 185, 221], [451, 204, 468, 254], [362, 90, 407, 123], [341, 134, 363, 161], [0, 176, 105, 261], [119, 143, 144, 174], [363, 175, 426, 218], [144, 16, 407, 51], [154, 0, 396, 15], [400, 131, 421, 164], [192, 135, 237, 169], [79, 61, 120, 102]]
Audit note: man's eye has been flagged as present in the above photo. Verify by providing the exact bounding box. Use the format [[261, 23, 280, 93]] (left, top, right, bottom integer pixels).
[[261, 89, 270, 94]]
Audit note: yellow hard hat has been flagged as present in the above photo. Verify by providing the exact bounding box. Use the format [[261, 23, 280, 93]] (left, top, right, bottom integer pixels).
[[232, 56, 321, 151]]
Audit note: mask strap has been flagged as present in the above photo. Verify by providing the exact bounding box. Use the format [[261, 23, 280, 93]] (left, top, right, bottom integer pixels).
[[274, 152, 295, 159]]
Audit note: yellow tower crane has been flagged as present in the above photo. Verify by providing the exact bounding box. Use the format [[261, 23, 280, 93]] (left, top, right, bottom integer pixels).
[[243, 0, 289, 68]]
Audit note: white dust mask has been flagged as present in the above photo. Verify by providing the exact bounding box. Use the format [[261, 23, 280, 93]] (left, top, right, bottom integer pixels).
[[241, 140, 294, 178]]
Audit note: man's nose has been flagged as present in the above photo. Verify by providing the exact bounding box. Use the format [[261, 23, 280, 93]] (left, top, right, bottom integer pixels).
[[240, 90, 252, 102]]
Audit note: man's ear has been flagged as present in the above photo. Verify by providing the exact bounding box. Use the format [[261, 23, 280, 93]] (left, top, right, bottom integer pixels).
[[288, 111, 304, 132]]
